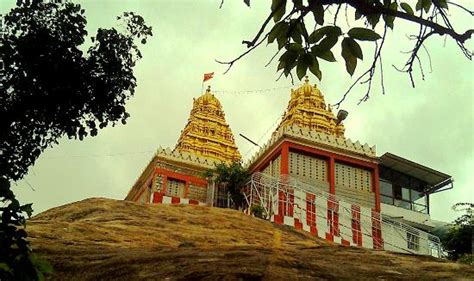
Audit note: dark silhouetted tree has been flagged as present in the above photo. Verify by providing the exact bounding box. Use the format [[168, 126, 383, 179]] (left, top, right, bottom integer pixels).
[[0, 1, 152, 279]]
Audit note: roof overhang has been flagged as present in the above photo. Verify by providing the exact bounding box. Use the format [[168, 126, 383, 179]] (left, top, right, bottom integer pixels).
[[379, 152, 453, 193]]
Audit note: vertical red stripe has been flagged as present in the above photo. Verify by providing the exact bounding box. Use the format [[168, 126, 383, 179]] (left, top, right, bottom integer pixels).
[[155, 192, 163, 203], [288, 191, 294, 217], [351, 204, 362, 246], [295, 218, 303, 230], [184, 181, 190, 198], [280, 142, 289, 175], [325, 232, 334, 242], [328, 195, 339, 236], [278, 191, 286, 216], [371, 209, 383, 250], [306, 193, 316, 227], [171, 196, 180, 204], [328, 157, 335, 194], [373, 165, 381, 212], [162, 176, 168, 194]]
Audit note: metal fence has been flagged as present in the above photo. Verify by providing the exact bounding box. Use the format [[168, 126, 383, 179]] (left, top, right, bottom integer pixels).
[[243, 172, 442, 257]]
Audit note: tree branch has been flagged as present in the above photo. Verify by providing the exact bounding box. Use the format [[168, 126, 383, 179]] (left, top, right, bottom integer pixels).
[[346, 0, 473, 43], [242, 0, 286, 48], [216, 34, 269, 74]]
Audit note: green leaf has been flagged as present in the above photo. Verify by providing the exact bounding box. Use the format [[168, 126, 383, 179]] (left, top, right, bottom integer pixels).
[[367, 13, 381, 28], [277, 60, 285, 71], [400, 2, 414, 15], [30, 254, 53, 279], [268, 22, 287, 44], [347, 27, 381, 41], [0, 178, 11, 193], [20, 203, 34, 217], [318, 34, 339, 51], [271, 0, 287, 22], [341, 39, 357, 76], [316, 27, 341, 51], [289, 19, 303, 44], [296, 53, 311, 80], [345, 38, 363, 60], [292, 0, 303, 9], [416, 0, 423, 11], [308, 26, 341, 44], [0, 263, 11, 273], [423, 0, 432, 13], [313, 48, 336, 62], [308, 55, 322, 80], [286, 42, 303, 52], [438, 0, 448, 9], [383, 2, 398, 29], [308, 30, 325, 44], [279, 49, 299, 74], [311, 4, 324, 25], [276, 35, 287, 49]]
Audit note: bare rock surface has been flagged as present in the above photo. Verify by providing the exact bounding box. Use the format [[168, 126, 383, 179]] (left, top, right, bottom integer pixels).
[[28, 198, 473, 280]]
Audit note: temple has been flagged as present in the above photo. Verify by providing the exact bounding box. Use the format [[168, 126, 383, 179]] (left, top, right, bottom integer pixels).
[[125, 86, 240, 205], [125, 77, 453, 257]]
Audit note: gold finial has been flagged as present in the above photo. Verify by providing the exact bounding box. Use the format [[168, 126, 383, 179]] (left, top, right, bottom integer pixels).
[[206, 85, 211, 92], [304, 76, 309, 84]]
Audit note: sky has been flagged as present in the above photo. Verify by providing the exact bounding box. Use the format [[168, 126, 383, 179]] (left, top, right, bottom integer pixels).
[[1, 0, 472, 222]]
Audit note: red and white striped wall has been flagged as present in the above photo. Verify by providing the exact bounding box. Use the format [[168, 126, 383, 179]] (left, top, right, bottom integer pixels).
[[271, 189, 383, 249], [151, 192, 206, 206]]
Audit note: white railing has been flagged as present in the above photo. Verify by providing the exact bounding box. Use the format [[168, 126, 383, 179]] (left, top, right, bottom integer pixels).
[[243, 172, 442, 258]]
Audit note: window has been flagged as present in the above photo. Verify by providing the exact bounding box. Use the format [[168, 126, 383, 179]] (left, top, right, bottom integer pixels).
[[395, 199, 411, 210], [380, 180, 393, 196], [381, 195, 393, 204], [412, 191, 427, 205], [378, 170, 429, 214], [393, 184, 400, 199], [402, 187, 410, 201], [407, 231, 420, 251]]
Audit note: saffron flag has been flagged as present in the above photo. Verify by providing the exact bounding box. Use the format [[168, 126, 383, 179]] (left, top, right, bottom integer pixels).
[[203, 72, 214, 82]]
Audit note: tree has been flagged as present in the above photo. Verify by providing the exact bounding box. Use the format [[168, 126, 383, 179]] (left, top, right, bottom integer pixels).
[[206, 162, 250, 209], [217, 0, 472, 106], [0, 1, 151, 279], [439, 202, 473, 263]]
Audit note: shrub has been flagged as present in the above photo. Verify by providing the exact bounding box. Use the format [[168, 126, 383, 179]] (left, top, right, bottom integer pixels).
[[250, 204, 266, 219]]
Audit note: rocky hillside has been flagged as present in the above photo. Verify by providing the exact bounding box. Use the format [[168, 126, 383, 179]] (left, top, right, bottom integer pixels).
[[28, 198, 473, 280]]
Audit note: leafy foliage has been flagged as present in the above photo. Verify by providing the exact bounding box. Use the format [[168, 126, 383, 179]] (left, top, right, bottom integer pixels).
[[207, 162, 250, 209], [0, 1, 151, 279], [0, 178, 52, 280], [250, 204, 266, 219], [0, 1, 152, 181], [439, 203, 473, 262], [218, 0, 472, 105]]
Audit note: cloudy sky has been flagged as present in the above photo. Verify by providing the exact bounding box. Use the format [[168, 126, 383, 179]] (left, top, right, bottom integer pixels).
[[1, 0, 472, 222]]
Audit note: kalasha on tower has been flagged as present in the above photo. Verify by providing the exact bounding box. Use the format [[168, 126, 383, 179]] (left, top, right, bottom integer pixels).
[[126, 77, 453, 258]]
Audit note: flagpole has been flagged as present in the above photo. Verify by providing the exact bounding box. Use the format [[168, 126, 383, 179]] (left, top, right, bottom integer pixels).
[[201, 80, 204, 94]]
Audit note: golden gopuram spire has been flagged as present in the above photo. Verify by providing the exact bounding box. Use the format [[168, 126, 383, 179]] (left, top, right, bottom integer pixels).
[[277, 76, 345, 137], [174, 86, 241, 163]]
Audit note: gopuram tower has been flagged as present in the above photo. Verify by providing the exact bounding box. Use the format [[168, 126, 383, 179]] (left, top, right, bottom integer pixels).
[[125, 86, 240, 205], [175, 86, 241, 162]]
